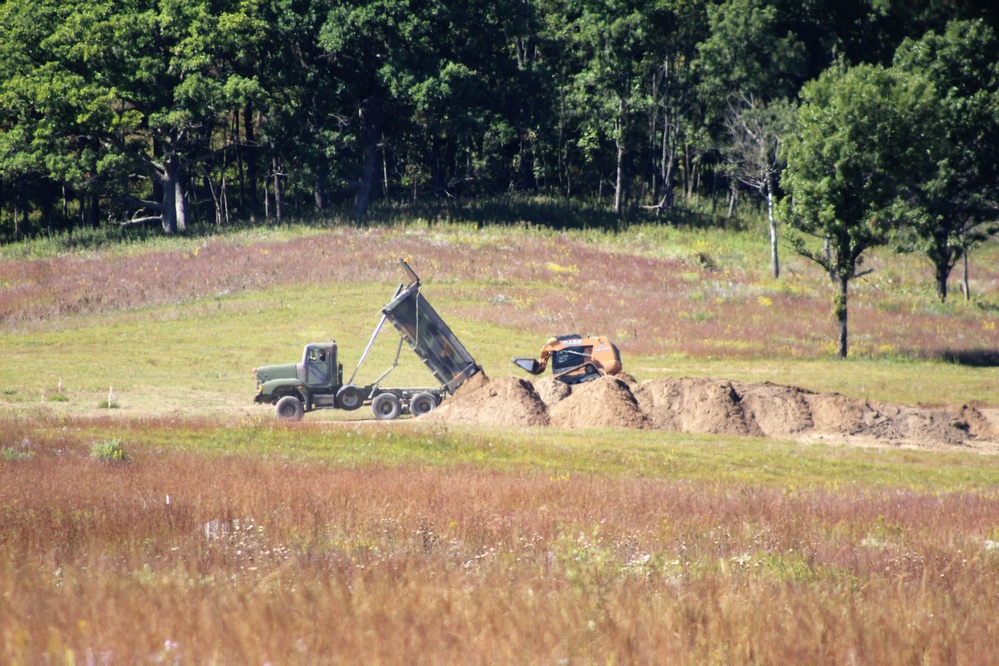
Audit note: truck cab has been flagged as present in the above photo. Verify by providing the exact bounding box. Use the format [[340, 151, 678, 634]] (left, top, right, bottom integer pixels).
[[254, 342, 344, 418]]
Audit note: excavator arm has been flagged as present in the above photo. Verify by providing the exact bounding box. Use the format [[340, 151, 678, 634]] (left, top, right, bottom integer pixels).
[[512, 337, 559, 375]]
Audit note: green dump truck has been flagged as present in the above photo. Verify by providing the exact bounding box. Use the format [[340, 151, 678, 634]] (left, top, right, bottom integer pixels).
[[253, 260, 481, 421]]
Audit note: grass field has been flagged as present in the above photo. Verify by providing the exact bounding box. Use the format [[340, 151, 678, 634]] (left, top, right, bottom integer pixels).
[[1, 213, 998, 662]]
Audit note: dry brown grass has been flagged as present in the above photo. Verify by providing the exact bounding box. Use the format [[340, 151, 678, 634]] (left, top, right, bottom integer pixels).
[[2, 431, 997, 663]]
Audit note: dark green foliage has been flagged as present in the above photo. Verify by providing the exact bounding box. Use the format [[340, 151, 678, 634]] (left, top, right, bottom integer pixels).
[[780, 64, 938, 357], [0, 0, 996, 249], [891, 19, 999, 301]]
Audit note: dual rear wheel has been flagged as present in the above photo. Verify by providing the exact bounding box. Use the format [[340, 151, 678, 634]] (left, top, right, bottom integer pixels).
[[275, 391, 439, 422], [372, 392, 438, 420]]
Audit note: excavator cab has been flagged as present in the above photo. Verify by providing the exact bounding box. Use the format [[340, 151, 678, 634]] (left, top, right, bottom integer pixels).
[[549, 345, 600, 383]]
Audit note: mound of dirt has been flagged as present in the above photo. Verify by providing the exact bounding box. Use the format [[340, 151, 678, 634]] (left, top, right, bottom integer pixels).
[[733, 381, 814, 438], [856, 402, 986, 448], [425, 374, 549, 427], [425, 372, 999, 453], [547, 376, 648, 429], [632, 378, 763, 437], [803, 393, 866, 435], [533, 375, 572, 407]]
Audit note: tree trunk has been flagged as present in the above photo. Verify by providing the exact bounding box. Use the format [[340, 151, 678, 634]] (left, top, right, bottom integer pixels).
[[382, 147, 390, 202], [312, 151, 330, 211], [766, 175, 779, 278], [935, 259, 949, 302], [962, 249, 970, 301], [272, 155, 283, 224], [835, 274, 849, 359], [661, 118, 675, 210], [89, 194, 100, 229], [614, 122, 625, 215], [152, 139, 164, 207], [264, 176, 271, 220], [244, 104, 259, 222], [13, 181, 24, 240], [161, 167, 177, 235], [161, 155, 187, 234], [353, 102, 382, 219], [235, 109, 246, 217], [314, 172, 328, 211], [174, 165, 187, 233]]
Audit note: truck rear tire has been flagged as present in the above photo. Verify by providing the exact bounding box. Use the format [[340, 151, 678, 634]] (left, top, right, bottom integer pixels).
[[372, 393, 401, 420], [409, 392, 438, 416], [336, 385, 365, 411], [275, 395, 304, 422]]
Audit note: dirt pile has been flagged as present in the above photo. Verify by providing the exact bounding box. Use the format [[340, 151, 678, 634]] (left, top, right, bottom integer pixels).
[[425, 373, 549, 427], [426, 374, 999, 453], [547, 376, 648, 429]]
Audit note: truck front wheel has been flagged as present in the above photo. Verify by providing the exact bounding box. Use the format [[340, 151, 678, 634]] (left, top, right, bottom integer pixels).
[[372, 393, 401, 420], [275, 395, 304, 422]]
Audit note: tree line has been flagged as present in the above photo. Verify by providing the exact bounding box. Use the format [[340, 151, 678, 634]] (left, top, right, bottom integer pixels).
[[1, 0, 998, 353]]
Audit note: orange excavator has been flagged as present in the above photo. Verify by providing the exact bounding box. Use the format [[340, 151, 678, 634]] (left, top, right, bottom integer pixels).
[[512, 334, 623, 385]]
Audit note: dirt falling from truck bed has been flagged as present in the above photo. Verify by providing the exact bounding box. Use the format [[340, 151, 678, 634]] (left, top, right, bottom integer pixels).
[[425, 374, 999, 453]]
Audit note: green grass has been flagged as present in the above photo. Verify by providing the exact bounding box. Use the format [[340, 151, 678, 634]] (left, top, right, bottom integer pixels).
[[1, 446, 31, 461], [12, 414, 999, 492], [1, 279, 995, 417], [0, 210, 996, 412]]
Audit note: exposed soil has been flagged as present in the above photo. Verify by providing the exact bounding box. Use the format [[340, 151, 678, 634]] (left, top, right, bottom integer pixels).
[[426, 374, 999, 454]]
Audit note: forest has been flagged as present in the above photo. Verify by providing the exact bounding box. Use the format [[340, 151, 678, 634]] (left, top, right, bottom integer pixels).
[[1, 1, 997, 278]]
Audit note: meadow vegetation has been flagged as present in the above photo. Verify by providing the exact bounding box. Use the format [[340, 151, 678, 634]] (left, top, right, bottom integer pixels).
[[1, 214, 997, 662], [1, 415, 998, 663]]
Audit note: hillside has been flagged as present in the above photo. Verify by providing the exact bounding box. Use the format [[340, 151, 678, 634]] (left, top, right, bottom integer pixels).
[[1, 220, 996, 428]]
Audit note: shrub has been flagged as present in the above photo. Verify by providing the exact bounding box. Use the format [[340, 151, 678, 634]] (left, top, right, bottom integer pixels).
[[1, 447, 30, 461], [89, 438, 129, 462]]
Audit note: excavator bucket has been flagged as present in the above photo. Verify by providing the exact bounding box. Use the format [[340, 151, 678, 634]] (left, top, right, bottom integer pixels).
[[512, 357, 543, 374]]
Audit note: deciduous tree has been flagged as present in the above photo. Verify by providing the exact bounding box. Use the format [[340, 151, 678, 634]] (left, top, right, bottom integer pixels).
[[891, 19, 999, 301], [723, 96, 794, 278], [780, 63, 936, 357]]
